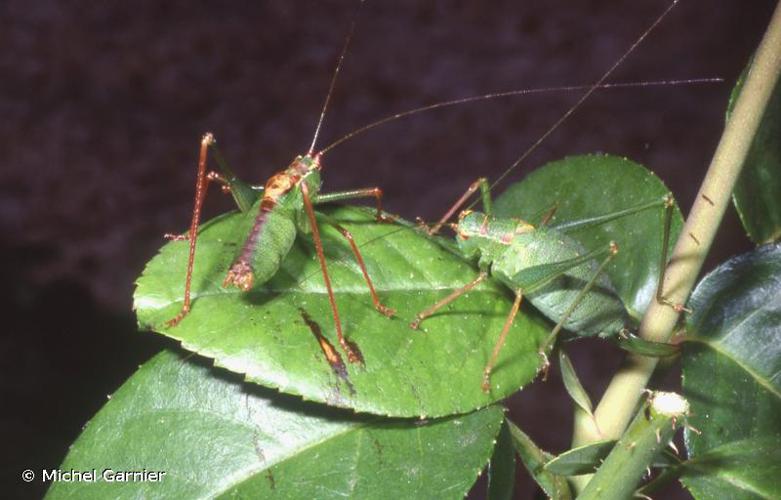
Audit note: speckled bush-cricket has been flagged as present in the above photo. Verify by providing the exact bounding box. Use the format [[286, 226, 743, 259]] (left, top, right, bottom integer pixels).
[[411, 181, 681, 392], [163, 17, 397, 367], [408, 1, 690, 392]]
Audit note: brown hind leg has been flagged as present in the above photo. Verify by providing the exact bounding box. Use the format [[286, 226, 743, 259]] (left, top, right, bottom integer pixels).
[[301, 182, 363, 364]]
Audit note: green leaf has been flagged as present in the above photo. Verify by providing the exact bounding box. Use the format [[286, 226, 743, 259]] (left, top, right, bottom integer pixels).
[[679, 437, 781, 500], [506, 420, 572, 500], [544, 440, 615, 476], [493, 154, 683, 321], [559, 350, 593, 415], [682, 244, 781, 499], [135, 205, 549, 418], [729, 65, 781, 244], [47, 350, 505, 500], [487, 419, 516, 500]]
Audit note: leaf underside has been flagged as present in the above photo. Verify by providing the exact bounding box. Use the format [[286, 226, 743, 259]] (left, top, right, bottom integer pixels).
[[135, 206, 549, 418], [47, 350, 505, 500], [729, 65, 781, 245]]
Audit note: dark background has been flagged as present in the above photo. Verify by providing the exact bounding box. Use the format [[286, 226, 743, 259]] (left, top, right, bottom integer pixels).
[[2, 0, 774, 498]]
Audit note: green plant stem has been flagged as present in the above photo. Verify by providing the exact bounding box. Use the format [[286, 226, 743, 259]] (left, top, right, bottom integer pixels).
[[571, 0, 781, 492], [577, 392, 688, 500]]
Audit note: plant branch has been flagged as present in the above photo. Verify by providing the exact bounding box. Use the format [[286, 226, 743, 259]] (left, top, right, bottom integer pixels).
[[578, 392, 689, 500], [571, 0, 781, 490]]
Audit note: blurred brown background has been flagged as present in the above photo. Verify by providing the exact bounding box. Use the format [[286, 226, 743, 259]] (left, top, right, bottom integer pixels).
[[2, 0, 774, 498]]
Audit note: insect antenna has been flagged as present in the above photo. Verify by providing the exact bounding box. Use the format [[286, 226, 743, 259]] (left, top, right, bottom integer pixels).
[[308, 1, 366, 155], [466, 0, 683, 209], [317, 77, 719, 156]]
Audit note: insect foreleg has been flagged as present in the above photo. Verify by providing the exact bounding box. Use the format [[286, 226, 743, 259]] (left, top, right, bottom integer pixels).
[[428, 178, 492, 236], [409, 272, 489, 329], [315, 212, 396, 317], [482, 290, 523, 393], [315, 187, 391, 222], [301, 183, 363, 365]]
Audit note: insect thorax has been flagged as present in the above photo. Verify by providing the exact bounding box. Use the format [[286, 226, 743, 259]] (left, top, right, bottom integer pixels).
[[455, 211, 535, 268], [265, 155, 323, 212]]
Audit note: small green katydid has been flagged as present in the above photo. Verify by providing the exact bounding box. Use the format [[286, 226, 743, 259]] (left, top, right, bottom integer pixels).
[[410, 179, 681, 391], [408, 0, 690, 392]]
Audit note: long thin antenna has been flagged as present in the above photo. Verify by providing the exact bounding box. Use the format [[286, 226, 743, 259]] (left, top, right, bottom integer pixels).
[[481, 0, 682, 198], [308, 1, 366, 155], [318, 76, 719, 155]]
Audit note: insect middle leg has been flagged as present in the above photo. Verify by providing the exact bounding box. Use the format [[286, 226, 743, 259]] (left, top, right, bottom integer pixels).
[[486, 242, 619, 391], [315, 212, 396, 317], [536, 242, 620, 377]]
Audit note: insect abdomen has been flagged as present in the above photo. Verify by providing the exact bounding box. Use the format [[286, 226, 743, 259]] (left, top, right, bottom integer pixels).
[[494, 229, 627, 337], [224, 204, 297, 291]]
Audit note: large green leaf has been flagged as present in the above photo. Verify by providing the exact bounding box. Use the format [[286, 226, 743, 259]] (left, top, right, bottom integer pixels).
[[679, 437, 781, 500], [729, 66, 781, 244], [682, 244, 781, 499], [47, 350, 505, 499], [135, 206, 549, 418], [494, 154, 683, 321]]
